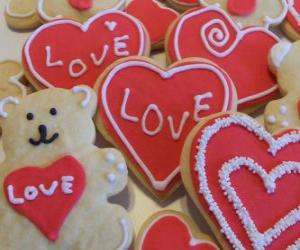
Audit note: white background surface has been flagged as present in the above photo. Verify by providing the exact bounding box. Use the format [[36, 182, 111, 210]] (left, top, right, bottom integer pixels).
[[0, 1, 267, 248]]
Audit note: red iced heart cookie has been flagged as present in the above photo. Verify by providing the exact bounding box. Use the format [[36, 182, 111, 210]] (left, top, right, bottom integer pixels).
[[181, 113, 300, 249], [284, 0, 300, 39], [68, 0, 93, 10], [23, 10, 148, 89], [166, 7, 280, 109], [137, 211, 219, 250], [125, 0, 178, 47], [4, 156, 86, 241], [227, 0, 256, 16], [95, 58, 236, 199]]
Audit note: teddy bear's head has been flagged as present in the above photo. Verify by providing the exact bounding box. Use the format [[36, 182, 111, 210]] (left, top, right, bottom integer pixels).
[[269, 41, 300, 94], [0, 86, 97, 161]]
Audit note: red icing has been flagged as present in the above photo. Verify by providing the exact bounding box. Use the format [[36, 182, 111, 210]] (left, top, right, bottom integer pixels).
[[286, 0, 300, 34], [227, 0, 256, 16], [97, 58, 235, 198], [125, 0, 179, 45], [167, 8, 279, 109], [140, 214, 218, 250], [68, 0, 93, 10], [189, 114, 300, 249], [22, 11, 146, 89], [4, 156, 86, 241]]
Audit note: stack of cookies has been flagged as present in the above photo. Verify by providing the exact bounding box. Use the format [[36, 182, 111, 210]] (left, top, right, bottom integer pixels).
[[0, 0, 299, 249]]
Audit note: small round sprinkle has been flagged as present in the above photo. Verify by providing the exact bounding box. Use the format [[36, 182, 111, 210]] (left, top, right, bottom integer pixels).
[[105, 153, 116, 164], [107, 173, 116, 183], [279, 105, 287, 115], [267, 115, 276, 124], [117, 163, 126, 174], [281, 121, 289, 128]]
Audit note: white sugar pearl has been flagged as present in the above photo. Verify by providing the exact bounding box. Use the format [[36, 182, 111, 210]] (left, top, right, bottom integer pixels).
[[105, 153, 116, 164], [107, 173, 116, 183], [279, 105, 288, 115], [117, 163, 126, 174], [267, 115, 276, 124]]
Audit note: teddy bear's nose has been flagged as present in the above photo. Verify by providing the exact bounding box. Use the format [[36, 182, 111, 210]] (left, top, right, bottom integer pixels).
[[38, 124, 47, 137]]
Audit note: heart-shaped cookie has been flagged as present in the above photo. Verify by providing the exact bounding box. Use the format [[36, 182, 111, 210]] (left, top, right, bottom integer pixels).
[[181, 113, 300, 249], [227, 0, 256, 16], [125, 0, 179, 48], [4, 156, 86, 241], [95, 57, 237, 200], [166, 6, 280, 109], [135, 210, 219, 250], [23, 10, 149, 89], [282, 0, 300, 41]]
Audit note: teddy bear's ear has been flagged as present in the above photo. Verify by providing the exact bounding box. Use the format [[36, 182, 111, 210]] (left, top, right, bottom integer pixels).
[[0, 96, 20, 119], [269, 41, 292, 73], [72, 85, 97, 116]]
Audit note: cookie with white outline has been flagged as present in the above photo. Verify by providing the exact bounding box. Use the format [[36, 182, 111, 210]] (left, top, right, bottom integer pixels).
[[0, 86, 133, 249], [166, 0, 199, 12], [38, 0, 126, 23], [265, 41, 300, 133], [135, 210, 219, 250], [199, 0, 289, 28], [281, 0, 300, 41], [4, 0, 41, 30], [181, 112, 300, 249]]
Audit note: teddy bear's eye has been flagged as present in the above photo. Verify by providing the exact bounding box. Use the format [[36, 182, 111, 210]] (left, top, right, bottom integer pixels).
[[50, 108, 57, 116], [26, 113, 34, 121]]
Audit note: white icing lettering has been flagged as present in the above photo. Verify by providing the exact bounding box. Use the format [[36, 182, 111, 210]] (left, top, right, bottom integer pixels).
[[69, 59, 87, 78], [193, 92, 213, 122], [24, 186, 38, 201], [39, 181, 58, 196], [141, 104, 163, 136], [45, 46, 63, 67], [114, 35, 129, 56], [167, 111, 190, 140], [105, 21, 117, 31], [121, 88, 139, 122], [61, 176, 74, 194], [7, 185, 24, 205], [90, 44, 109, 66]]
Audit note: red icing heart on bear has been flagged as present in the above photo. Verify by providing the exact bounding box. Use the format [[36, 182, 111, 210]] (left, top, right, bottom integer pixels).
[[139, 213, 218, 250], [125, 0, 179, 45], [187, 114, 300, 249], [167, 7, 279, 109], [68, 0, 93, 10], [227, 0, 256, 16], [4, 156, 86, 241], [23, 11, 147, 89], [96, 58, 235, 199]]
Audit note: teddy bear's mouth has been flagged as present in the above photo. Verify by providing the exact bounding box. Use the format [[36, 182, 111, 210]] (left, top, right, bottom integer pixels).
[[29, 124, 59, 146]]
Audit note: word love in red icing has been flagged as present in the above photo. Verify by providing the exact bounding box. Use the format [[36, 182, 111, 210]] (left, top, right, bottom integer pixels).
[[4, 156, 86, 241], [227, 0, 256, 16], [68, 0, 93, 10], [97, 58, 235, 197], [138, 212, 219, 250], [23, 11, 147, 89]]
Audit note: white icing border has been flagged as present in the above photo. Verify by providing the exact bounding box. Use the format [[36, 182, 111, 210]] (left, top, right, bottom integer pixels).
[[24, 10, 146, 88], [220, 156, 300, 249], [38, 0, 126, 22], [101, 60, 232, 191], [137, 213, 218, 250], [5, 0, 36, 18], [118, 218, 130, 250], [288, 0, 300, 25], [172, 6, 280, 105], [198, 0, 289, 29], [72, 86, 91, 108], [195, 114, 300, 249], [0, 96, 20, 118], [8, 70, 27, 97]]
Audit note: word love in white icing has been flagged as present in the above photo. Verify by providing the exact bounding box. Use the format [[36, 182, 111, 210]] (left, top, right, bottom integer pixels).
[[7, 176, 74, 205], [45, 34, 130, 78], [121, 88, 213, 140]]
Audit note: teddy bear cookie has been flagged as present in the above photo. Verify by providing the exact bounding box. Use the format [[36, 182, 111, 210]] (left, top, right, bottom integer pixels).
[[38, 0, 126, 23], [264, 41, 300, 133], [4, 0, 41, 30], [181, 112, 300, 249], [0, 86, 132, 249], [0, 60, 32, 99], [135, 210, 219, 250], [199, 0, 289, 28], [281, 0, 300, 41], [166, 0, 199, 12]]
